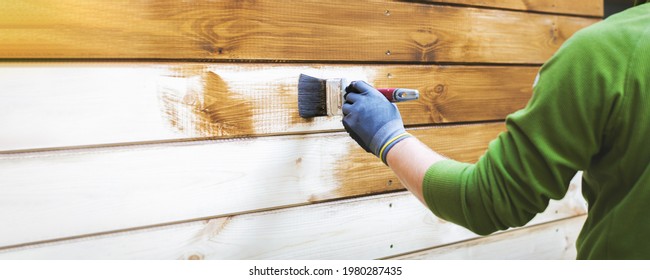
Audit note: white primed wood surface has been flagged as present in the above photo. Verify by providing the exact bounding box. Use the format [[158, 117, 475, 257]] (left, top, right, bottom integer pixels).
[[0, 63, 537, 152], [0, 189, 586, 259], [0, 123, 507, 248], [393, 215, 586, 260], [0, 64, 379, 151]]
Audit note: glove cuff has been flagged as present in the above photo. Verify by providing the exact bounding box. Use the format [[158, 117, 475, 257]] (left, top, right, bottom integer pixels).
[[368, 118, 409, 164], [379, 132, 412, 165]]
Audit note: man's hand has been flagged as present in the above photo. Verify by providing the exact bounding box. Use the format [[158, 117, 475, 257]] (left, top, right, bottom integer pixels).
[[342, 81, 412, 164]]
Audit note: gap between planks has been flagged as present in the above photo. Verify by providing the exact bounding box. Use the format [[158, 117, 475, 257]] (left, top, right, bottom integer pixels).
[[0, 120, 504, 156], [399, 1, 603, 18], [0, 122, 507, 248], [0, 132, 581, 253], [0, 188, 586, 259], [0, 58, 546, 67], [0, 189, 405, 252]]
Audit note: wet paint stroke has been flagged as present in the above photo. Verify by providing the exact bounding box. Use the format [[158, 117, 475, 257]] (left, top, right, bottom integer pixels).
[[157, 65, 376, 138], [159, 70, 254, 137], [156, 64, 529, 140], [329, 123, 506, 202]]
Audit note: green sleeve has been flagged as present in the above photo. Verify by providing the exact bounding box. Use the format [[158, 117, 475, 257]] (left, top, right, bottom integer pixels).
[[422, 24, 624, 235]]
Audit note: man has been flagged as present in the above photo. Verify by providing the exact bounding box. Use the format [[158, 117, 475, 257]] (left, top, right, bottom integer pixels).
[[342, 3, 650, 259]]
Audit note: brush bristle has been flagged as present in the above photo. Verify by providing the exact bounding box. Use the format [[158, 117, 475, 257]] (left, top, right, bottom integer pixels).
[[298, 74, 328, 118]]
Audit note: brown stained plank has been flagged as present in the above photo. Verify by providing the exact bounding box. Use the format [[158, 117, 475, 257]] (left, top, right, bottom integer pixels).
[[0, 0, 597, 63], [0, 190, 587, 259], [0, 122, 505, 248], [392, 215, 586, 259], [334, 124, 507, 201], [0, 63, 535, 152], [419, 0, 603, 17], [391, 66, 536, 124]]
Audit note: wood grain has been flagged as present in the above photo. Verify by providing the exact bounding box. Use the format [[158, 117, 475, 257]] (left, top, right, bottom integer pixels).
[[0, 63, 536, 152], [0, 0, 597, 63], [0, 123, 506, 248], [419, 0, 603, 17], [392, 215, 586, 260], [0, 190, 587, 259]]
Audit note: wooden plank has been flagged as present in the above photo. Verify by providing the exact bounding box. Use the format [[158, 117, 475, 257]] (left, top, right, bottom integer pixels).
[[420, 0, 603, 17], [0, 123, 505, 248], [0, 0, 597, 63], [0, 189, 587, 259], [394, 172, 586, 260], [0, 63, 536, 152], [392, 215, 586, 260]]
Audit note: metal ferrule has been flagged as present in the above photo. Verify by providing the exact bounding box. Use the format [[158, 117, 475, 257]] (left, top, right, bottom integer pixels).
[[392, 88, 420, 102], [325, 78, 347, 116]]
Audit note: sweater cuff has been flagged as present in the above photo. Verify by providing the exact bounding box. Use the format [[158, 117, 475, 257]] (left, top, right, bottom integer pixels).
[[423, 160, 472, 224]]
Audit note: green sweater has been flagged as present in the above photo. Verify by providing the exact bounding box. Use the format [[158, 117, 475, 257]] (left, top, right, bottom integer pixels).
[[422, 4, 650, 259]]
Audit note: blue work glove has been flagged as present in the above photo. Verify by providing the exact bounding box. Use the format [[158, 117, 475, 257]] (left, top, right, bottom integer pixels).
[[342, 81, 412, 165]]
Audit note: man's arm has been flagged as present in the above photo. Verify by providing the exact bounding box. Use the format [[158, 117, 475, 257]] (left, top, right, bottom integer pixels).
[[385, 137, 446, 206], [343, 20, 622, 235]]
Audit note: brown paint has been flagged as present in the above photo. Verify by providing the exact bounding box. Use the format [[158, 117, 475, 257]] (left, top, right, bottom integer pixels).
[[550, 20, 560, 44], [167, 64, 209, 77], [295, 132, 405, 203], [419, 85, 446, 123], [160, 90, 183, 133], [327, 123, 505, 203], [330, 142, 406, 201], [156, 64, 534, 141], [200, 72, 255, 136], [0, 1, 598, 62], [160, 71, 254, 137], [340, 146, 402, 193], [409, 28, 439, 62], [434, 84, 446, 94]]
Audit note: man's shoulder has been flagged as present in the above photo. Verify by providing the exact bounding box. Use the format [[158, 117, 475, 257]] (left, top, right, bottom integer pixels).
[[566, 5, 650, 53]]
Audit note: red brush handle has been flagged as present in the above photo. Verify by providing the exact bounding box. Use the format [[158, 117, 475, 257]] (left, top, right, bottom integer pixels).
[[377, 88, 420, 102], [377, 88, 397, 101]]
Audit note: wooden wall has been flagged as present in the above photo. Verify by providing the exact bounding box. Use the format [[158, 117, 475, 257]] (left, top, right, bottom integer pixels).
[[0, 0, 600, 259]]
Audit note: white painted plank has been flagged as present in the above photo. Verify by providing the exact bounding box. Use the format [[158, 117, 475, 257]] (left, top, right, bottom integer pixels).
[[393, 215, 586, 260], [0, 63, 537, 152], [0, 123, 505, 248], [0, 190, 586, 259]]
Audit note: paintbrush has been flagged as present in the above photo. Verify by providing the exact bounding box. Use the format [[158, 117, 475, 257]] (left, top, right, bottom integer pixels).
[[298, 74, 419, 118]]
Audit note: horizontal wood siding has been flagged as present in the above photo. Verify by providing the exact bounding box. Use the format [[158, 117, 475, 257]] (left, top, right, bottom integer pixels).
[[0, 0, 600, 259], [0, 123, 504, 248], [0, 63, 536, 152], [0, 190, 586, 259], [0, 1, 597, 63], [392, 215, 586, 260]]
